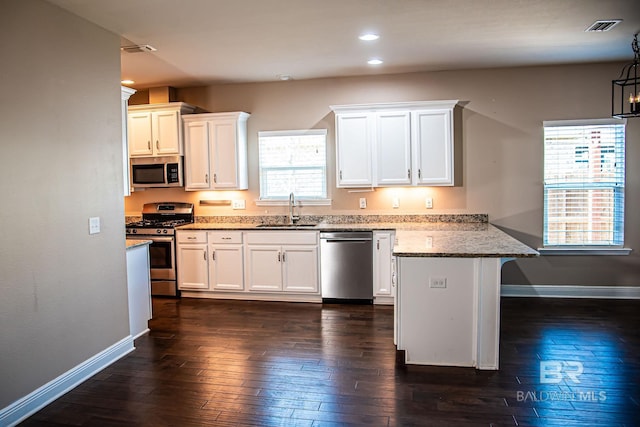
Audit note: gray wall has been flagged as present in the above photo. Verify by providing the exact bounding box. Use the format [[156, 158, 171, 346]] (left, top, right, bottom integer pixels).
[[126, 64, 639, 287], [0, 0, 130, 408]]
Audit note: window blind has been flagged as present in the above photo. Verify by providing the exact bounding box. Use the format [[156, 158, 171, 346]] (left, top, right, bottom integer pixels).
[[543, 120, 625, 246], [258, 130, 327, 200]]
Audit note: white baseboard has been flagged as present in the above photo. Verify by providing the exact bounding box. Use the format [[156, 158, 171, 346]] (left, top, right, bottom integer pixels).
[[0, 336, 135, 427], [501, 284, 640, 299]]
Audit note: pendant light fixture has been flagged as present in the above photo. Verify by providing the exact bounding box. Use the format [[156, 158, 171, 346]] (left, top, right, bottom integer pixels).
[[612, 33, 639, 118]]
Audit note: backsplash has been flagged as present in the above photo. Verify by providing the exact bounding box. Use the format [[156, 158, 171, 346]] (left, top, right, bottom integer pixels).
[[126, 213, 487, 225], [198, 214, 487, 224]]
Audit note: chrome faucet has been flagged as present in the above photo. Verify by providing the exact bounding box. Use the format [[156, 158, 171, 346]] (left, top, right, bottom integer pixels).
[[289, 192, 300, 224]]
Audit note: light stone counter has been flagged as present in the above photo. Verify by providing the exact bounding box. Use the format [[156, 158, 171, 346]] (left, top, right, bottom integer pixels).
[[126, 239, 152, 250], [393, 225, 539, 258], [177, 221, 538, 258]]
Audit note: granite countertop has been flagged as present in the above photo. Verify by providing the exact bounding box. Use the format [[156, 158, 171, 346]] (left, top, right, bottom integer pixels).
[[393, 225, 539, 258], [175, 219, 538, 258], [126, 239, 152, 249]]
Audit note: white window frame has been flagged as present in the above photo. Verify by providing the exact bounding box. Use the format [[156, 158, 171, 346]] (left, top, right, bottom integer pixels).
[[539, 118, 631, 256], [256, 129, 331, 206]]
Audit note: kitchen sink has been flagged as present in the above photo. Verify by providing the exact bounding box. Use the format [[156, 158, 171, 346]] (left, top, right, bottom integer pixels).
[[256, 223, 318, 228]]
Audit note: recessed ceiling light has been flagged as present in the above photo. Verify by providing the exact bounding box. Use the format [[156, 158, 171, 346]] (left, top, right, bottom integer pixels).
[[367, 58, 383, 65], [359, 33, 379, 41], [121, 79, 135, 85], [277, 74, 292, 81]]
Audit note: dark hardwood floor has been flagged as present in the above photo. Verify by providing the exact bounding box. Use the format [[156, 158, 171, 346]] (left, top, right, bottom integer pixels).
[[21, 297, 640, 426]]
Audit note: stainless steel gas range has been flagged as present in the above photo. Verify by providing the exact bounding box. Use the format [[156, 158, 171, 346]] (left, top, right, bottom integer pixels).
[[126, 202, 194, 297]]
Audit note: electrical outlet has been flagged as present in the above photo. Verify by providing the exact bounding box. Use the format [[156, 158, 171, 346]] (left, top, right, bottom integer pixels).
[[429, 277, 447, 288], [232, 199, 246, 210], [359, 198, 367, 209], [425, 236, 433, 248], [89, 217, 100, 235], [425, 197, 433, 209], [392, 198, 400, 209]]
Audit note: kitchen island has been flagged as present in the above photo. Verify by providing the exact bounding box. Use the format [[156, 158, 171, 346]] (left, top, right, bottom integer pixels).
[[392, 224, 538, 370]]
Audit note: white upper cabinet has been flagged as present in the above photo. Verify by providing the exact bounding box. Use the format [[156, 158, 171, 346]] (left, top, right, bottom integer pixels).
[[183, 112, 250, 191], [376, 111, 412, 186], [183, 119, 211, 189], [128, 103, 196, 157], [412, 109, 454, 186], [121, 86, 136, 196], [335, 113, 374, 187], [331, 101, 457, 188]]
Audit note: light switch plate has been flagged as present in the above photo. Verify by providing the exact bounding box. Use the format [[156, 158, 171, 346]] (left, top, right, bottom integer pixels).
[[232, 199, 246, 210], [392, 198, 400, 209], [89, 217, 100, 235], [359, 198, 367, 209]]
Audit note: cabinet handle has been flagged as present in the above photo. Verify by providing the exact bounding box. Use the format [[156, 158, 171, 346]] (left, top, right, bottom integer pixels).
[[282, 252, 286, 262], [147, 141, 151, 150], [187, 236, 196, 240], [203, 251, 207, 261], [377, 240, 380, 250], [213, 173, 217, 183], [222, 237, 231, 240], [212, 250, 215, 261], [156, 140, 159, 150], [339, 170, 343, 180], [418, 169, 422, 179], [277, 252, 281, 262], [205, 173, 209, 183], [407, 169, 411, 179]]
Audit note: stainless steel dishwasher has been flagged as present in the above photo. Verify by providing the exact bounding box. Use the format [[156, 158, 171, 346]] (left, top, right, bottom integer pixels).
[[320, 231, 373, 303]]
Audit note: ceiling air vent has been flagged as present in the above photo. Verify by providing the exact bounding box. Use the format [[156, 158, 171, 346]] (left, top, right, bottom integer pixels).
[[120, 44, 157, 53], [585, 20, 622, 32]]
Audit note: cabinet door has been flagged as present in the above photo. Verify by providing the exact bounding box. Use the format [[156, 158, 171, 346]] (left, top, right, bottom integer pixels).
[[373, 232, 393, 297], [210, 244, 244, 291], [177, 244, 209, 290], [184, 120, 211, 190], [412, 109, 454, 186], [210, 118, 240, 189], [282, 246, 318, 293], [376, 111, 412, 186], [245, 245, 283, 291], [128, 112, 153, 156], [153, 110, 182, 155], [336, 113, 373, 187]]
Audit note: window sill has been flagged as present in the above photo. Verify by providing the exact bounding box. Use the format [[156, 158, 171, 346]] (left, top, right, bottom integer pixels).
[[537, 247, 632, 256], [255, 198, 332, 207]]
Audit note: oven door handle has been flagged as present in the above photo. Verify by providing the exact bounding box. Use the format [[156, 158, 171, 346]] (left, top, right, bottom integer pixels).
[[127, 236, 174, 243], [151, 237, 174, 243]]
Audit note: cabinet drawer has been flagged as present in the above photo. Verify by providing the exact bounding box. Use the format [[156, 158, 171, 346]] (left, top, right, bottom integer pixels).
[[245, 231, 318, 245], [177, 231, 207, 243], [209, 231, 243, 244]]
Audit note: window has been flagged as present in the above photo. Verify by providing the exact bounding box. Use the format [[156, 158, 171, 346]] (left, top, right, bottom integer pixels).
[[543, 119, 625, 250], [258, 129, 328, 201]]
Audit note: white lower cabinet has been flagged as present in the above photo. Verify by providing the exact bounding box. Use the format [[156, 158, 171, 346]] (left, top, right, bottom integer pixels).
[[245, 232, 319, 294], [177, 231, 209, 290], [178, 230, 320, 300], [282, 246, 319, 293], [373, 231, 395, 305], [209, 231, 244, 291]]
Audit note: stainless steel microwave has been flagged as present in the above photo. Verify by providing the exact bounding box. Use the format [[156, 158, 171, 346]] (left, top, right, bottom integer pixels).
[[130, 156, 183, 188]]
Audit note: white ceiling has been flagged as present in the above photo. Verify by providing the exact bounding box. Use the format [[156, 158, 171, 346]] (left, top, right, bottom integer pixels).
[[47, 0, 640, 89]]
